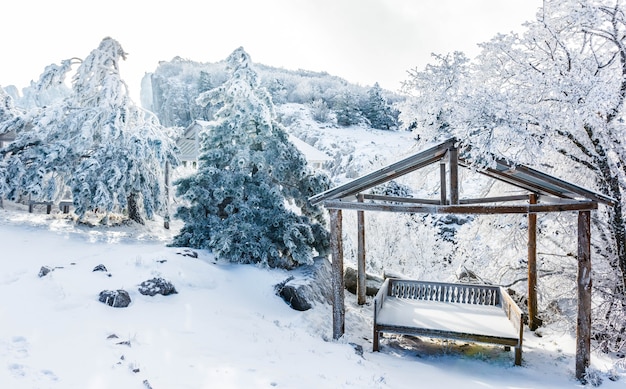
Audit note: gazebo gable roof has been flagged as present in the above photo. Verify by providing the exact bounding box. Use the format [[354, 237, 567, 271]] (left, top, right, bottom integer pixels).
[[309, 137, 615, 206]]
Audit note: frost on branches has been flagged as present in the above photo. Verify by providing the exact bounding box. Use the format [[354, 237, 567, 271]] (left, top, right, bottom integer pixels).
[[171, 47, 330, 269], [400, 0, 626, 353], [0, 37, 179, 224]]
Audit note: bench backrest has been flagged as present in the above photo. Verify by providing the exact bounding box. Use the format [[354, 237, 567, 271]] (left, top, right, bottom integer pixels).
[[387, 279, 501, 306]]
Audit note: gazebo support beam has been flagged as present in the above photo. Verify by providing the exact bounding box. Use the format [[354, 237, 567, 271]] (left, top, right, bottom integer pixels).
[[357, 194, 366, 305], [528, 194, 538, 330], [323, 200, 598, 214], [576, 210, 592, 380], [449, 146, 459, 205], [440, 160, 447, 205], [330, 209, 345, 340]]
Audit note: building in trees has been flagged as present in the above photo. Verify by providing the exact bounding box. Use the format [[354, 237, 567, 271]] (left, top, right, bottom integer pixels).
[[171, 47, 330, 268]]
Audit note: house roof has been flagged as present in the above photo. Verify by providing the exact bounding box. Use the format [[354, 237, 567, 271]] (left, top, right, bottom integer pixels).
[[0, 130, 16, 142], [309, 137, 615, 206]]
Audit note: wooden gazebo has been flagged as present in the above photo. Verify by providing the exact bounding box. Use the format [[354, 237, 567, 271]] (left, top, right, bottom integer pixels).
[[308, 138, 615, 380]]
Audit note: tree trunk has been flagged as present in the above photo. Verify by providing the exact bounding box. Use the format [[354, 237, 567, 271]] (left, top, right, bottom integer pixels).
[[589, 131, 626, 292], [127, 192, 145, 225]]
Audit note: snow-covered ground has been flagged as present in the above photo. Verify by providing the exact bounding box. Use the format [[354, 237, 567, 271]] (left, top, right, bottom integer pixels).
[[1, 114, 625, 388], [0, 202, 625, 389]]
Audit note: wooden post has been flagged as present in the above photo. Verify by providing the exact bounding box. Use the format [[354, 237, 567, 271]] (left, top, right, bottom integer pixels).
[[576, 210, 592, 381], [330, 209, 345, 340], [528, 193, 538, 331], [164, 161, 171, 230], [440, 160, 447, 205], [449, 146, 459, 205], [357, 194, 366, 305]]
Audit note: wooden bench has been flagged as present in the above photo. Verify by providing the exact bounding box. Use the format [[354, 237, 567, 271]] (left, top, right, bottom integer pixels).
[[59, 200, 73, 214], [373, 278, 524, 365], [28, 200, 52, 214]]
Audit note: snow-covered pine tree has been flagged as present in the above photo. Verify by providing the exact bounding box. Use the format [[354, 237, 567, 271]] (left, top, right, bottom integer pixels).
[[0, 37, 179, 224], [172, 47, 330, 268], [333, 89, 364, 127], [362, 83, 398, 130]]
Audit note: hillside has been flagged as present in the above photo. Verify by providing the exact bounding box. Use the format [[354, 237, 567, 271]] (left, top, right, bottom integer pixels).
[[0, 185, 622, 388], [2, 120, 624, 387]]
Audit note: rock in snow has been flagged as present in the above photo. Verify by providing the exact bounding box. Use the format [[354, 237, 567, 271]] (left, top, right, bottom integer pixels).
[[38, 266, 53, 277], [138, 277, 178, 296], [275, 256, 332, 311], [99, 289, 131, 308], [92, 264, 108, 272]]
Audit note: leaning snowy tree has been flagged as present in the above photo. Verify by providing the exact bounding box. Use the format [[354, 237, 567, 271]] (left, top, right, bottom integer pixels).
[[0, 37, 179, 224], [172, 47, 330, 268], [0, 87, 28, 204], [401, 0, 626, 363]]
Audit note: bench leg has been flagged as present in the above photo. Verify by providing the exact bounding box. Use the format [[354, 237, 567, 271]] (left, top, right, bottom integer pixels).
[[514, 346, 522, 366], [504, 346, 511, 351], [29, 203, 34, 213], [46, 203, 51, 214]]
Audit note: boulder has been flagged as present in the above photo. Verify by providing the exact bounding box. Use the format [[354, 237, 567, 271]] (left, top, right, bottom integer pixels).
[[177, 249, 198, 258], [275, 256, 332, 311], [38, 266, 53, 277], [99, 289, 131, 308], [344, 267, 383, 296], [138, 277, 177, 296], [275, 278, 311, 311], [93, 264, 108, 272]]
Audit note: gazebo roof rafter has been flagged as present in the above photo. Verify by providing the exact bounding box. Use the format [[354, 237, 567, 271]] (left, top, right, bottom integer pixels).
[[309, 137, 615, 208]]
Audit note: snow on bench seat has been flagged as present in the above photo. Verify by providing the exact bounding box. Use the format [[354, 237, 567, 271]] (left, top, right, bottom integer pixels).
[[376, 297, 519, 340], [373, 279, 524, 365]]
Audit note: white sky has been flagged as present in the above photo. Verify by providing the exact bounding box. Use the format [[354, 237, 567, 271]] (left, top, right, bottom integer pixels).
[[1, 0, 541, 101]]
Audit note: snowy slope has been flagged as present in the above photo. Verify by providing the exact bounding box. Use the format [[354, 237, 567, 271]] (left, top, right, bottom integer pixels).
[[0, 195, 624, 388], [0, 108, 624, 388]]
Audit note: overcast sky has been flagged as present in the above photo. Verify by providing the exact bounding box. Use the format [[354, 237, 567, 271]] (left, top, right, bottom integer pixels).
[[2, 0, 541, 101]]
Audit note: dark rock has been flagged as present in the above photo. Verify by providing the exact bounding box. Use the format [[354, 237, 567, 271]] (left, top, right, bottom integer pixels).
[[344, 267, 383, 296], [99, 289, 131, 308], [38, 266, 53, 277], [177, 249, 198, 258], [138, 277, 178, 296], [275, 256, 332, 311], [349, 342, 364, 357], [93, 264, 108, 272], [275, 278, 312, 311]]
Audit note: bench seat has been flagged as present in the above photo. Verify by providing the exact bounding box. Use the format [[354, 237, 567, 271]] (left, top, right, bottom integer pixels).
[[374, 278, 524, 365]]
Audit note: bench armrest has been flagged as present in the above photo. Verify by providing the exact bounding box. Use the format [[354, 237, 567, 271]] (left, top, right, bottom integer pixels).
[[374, 278, 390, 322], [499, 287, 524, 342]]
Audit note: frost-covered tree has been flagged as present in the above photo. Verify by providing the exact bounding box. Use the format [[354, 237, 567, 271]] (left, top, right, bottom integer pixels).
[[0, 87, 27, 139], [172, 47, 330, 268], [399, 52, 470, 140], [401, 0, 626, 355], [0, 37, 179, 224], [362, 83, 398, 130], [308, 98, 332, 123], [333, 89, 363, 127]]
